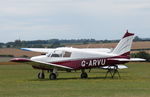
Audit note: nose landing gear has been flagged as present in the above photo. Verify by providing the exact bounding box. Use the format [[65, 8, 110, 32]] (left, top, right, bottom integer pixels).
[[38, 71, 45, 79]]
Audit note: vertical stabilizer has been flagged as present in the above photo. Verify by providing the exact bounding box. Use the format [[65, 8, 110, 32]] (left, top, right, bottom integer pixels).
[[112, 30, 134, 57]]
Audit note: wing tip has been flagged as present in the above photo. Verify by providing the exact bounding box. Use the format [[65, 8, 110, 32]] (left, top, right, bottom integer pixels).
[[21, 48, 31, 51], [10, 58, 31, 62]]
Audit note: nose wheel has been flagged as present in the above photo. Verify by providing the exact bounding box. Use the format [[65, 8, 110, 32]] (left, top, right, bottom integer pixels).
[[38, 72, 45, 79]]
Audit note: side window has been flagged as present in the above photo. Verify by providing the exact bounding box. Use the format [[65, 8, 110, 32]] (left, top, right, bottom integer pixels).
[[50, 50, 62, 57], [51, 54, 60, 57], [63, 51, 71, 57]]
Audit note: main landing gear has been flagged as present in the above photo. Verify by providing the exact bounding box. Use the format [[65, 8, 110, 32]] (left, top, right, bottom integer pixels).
[[49, 73, 57, 80], [80, 69, 88, 79], [37, 68, 58, 80], [49, 68, 57, 80], [37, 69, 89, 80]]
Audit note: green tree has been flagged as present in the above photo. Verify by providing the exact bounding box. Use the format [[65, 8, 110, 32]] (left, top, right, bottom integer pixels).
[[131, 51, 150, 62], [134, 36, 142, 41]]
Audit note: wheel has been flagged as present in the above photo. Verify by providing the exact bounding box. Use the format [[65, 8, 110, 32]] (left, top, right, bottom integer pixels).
[[49, 73, 57, 80], [80, 72, 88, 79], [38, 72, 45, 79]]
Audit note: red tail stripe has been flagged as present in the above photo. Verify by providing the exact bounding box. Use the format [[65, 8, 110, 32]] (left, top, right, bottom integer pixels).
[[123, 31, 134, 38]]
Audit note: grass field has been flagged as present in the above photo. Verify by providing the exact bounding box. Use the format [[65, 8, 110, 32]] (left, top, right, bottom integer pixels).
[[0, 62, 150, 97]]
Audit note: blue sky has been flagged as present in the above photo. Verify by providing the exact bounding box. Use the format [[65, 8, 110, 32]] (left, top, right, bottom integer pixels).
[[0, 0, 150, 43]]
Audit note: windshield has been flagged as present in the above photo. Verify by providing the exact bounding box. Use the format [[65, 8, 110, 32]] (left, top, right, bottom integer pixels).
[[47, 50, 72, 58]]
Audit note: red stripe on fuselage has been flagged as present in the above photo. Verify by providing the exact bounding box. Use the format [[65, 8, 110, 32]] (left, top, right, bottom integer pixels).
[[120, 52, 130, 58], [52, 56, 129, 70]]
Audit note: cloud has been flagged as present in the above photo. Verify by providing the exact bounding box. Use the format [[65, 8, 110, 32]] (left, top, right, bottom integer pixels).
[[1, 0, 149, 16], [1, 0, 150, 18], [0, 0, 150, 42]]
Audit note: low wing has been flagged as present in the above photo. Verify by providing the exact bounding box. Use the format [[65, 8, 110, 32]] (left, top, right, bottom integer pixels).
[[21, 48, 55, 53], [10, 58, 72, 70], [21, 47, 112, 53], [80, 48, 112, 53]]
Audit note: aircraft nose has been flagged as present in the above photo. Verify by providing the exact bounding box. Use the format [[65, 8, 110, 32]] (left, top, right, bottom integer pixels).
[[31, 55, 46, 61], [30, 56, 38, 61]]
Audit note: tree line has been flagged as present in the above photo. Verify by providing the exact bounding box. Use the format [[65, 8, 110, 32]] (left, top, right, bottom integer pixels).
[[131, 51, 150, 62], [0, 36, 149, 48]]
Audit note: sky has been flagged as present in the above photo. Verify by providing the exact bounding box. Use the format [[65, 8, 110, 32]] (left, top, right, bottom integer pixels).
[[0, 0, 150, 43]]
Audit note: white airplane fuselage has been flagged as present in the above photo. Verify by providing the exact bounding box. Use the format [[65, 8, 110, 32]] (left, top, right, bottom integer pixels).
[[30, 47, 127, 70]]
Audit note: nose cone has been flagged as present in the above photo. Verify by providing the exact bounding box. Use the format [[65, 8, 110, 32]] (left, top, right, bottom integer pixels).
[[30, 56, 37, 61]]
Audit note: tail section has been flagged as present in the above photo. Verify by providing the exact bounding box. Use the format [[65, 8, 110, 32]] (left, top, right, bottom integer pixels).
[[112, 30, 134, 57]]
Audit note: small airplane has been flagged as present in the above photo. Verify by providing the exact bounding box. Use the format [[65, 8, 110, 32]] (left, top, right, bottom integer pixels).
[[11, 31, 145, 80]]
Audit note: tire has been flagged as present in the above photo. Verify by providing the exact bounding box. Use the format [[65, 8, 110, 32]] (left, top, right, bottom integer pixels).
[[49, 73, 57, 80], [81, 72, 88, 79], [38, 72, 45, 79]]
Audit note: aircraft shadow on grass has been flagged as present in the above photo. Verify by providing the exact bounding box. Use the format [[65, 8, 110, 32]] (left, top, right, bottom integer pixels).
[[28, 76, 127, 81], [27, 70, 129, 81]]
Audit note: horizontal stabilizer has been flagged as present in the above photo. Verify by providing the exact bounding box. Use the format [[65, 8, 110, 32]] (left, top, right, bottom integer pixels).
[[100, 65, 128, 70], [108, 58, 146, 62], [129, 58, 146, 61]]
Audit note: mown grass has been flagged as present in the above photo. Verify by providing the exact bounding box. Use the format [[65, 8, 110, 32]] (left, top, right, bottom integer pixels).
[[0, 62, 150, 97]]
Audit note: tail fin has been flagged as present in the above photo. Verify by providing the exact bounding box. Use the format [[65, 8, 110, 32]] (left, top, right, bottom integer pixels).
[[112, 30, 134, 57]]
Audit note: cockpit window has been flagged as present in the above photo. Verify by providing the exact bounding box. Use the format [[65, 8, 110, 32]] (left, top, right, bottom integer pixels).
[[51, 54, 60, 57], [47, 50, 72, 58], [50, 50, 62, 57]]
